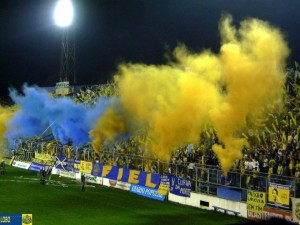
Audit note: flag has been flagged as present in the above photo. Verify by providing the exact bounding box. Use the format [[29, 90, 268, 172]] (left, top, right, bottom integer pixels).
[[295, 61, 300, 80], [272, 123, 277, 132], [242, 133, 248, 140], [265, 126, 271, 133], [281, 131, 287, 143], [288, 111, 297, 125], [292, 197, 300, 223], [295, 61, 300, 71], [262, 131, 266, 143]]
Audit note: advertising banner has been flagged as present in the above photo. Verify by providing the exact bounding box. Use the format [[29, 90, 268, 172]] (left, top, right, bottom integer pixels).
[[106, 179, 131, 191], [247, 207, 292, 222], [157, 175, 170, 195], [55, 156, 67, 170], [60, 170, 76, 179], [64, 158, 75, 172], [292, 197, 300, 223], [130, 184, 165, 201], [170, 176, 191, 197], [85, 174, 103, 185], [91, 163, 160, 189], [268, 182, 291, 209], [247, 190, 266, 213], [0, 214, 32, 225], [79, 161, 93, 174], [28, 162, 50, 172], [12, 160, 31, 170], [32, 152, 54, 166], [73, 159, 81, 173], [55, 157, 80, 173]]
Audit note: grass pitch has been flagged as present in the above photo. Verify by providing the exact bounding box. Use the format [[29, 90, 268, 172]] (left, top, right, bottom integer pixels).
[[0, 166, 248, 225]]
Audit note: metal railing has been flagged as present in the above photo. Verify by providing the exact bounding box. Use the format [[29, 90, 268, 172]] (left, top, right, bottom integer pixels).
[[11, 148, 297, 210]]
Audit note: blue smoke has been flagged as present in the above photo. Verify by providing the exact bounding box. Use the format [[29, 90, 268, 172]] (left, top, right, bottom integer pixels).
[[6, 85, 111, 149]]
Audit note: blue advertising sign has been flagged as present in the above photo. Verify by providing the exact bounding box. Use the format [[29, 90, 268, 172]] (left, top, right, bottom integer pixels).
[[55, 157, 80, 172], [29, 162, 48, 172], [0, 214, 32, 225], [73, 159, 80, 173], [160, 175, 170, 185], [65, 158, 75, 171], [130, 184, 165, 201], [170, 176, 192, 197], [91, 162, 102, 176], [55, 156, 67, 170], [91, 163, 161, 188]]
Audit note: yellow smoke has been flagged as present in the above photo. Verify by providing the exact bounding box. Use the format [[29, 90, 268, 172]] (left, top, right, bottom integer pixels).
[[90, 15, 289, 174], [0, 105, 16, 139], [90, 106, 126, 153], [210, 15, 288, 173], [0, 104, 17, 159]]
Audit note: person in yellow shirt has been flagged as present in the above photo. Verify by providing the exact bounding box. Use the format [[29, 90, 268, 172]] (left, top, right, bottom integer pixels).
[[268, 166, 273, 179], [277, 163, 283, 176], [269, 157, 276, 170]]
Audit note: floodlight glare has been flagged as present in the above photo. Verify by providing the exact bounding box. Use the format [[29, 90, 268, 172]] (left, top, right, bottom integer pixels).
[[54, 0, 74, 27]]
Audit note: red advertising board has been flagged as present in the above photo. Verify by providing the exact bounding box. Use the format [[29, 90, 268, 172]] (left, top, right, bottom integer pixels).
[[247, 207, 292, 222]]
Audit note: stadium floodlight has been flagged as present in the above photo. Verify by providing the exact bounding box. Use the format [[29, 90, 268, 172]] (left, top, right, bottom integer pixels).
[[54, 0, 74, 27], [54, 0, 76, 85]]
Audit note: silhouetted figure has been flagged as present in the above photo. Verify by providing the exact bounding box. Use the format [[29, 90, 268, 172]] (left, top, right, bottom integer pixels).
[[0, 160, 5, 175], [81, 173, 85, 192]]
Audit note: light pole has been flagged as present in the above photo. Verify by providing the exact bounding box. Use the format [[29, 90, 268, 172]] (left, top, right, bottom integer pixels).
[[54, 0, 76, 90]]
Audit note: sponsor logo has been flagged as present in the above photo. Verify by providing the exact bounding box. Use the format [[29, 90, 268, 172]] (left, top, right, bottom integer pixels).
[[22, 214, 32, 225], [109, 179, 117, 186], [92, 163, 100, 176], [12, 161, 31, 169], [60, 170, 76, 179], [296, 203, 300, 220]]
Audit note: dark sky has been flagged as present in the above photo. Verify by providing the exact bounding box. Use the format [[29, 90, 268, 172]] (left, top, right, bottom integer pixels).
[[1, 0, 300, 99]]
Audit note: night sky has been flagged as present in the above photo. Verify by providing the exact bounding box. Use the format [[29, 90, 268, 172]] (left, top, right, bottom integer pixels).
[[1, 0, 300, 99]]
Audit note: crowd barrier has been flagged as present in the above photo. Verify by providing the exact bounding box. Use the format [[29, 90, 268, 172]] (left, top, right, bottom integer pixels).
[[8, 154, 300, 223]]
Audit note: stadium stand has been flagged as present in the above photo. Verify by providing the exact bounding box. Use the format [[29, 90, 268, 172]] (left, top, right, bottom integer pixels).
[[5, 66, 300, 222]]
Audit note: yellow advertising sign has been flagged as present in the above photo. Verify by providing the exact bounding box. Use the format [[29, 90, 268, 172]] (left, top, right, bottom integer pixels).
[[34, 152, 53, 161], [157, 184, 169, 195], [79, 161, 92, 174], [247, 190, 266, 213], [22, 214, 32, 225], [33, 152, 54, 166], [268, 183, 290, 206]]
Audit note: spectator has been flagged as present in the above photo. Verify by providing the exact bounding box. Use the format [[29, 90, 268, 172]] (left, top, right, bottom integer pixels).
[[262, 156, 269, 173], [0, 160, 5, 175], [81, 173, 86, 192], [252, 167, 259, 190], [187, 161, 195, 179]]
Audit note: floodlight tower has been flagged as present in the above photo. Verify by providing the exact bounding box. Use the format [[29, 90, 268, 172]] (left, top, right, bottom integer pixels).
[[54, 0, 76, 84]]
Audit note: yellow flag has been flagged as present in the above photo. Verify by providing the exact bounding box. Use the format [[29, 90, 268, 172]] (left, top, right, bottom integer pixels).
[[289, 111, 297, 125], [242, 133, 248, 140], [281, 131, 286, 143], [272, 123, 277, 132], [275, 118, 278, 126], [265, 126, 271, 133], [262, 131, 266, 144], [256, 132, 261, 143]]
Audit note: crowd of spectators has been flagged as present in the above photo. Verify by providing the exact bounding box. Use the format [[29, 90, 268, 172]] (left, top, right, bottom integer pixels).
[[72, 82, 118, 106], [8, 66, 300, 191]]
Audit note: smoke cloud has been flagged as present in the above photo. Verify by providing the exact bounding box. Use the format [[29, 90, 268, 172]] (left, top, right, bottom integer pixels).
[[0, 105, 16, 159], [7, 85, 110, 148], [90, 15, 289, 173]]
